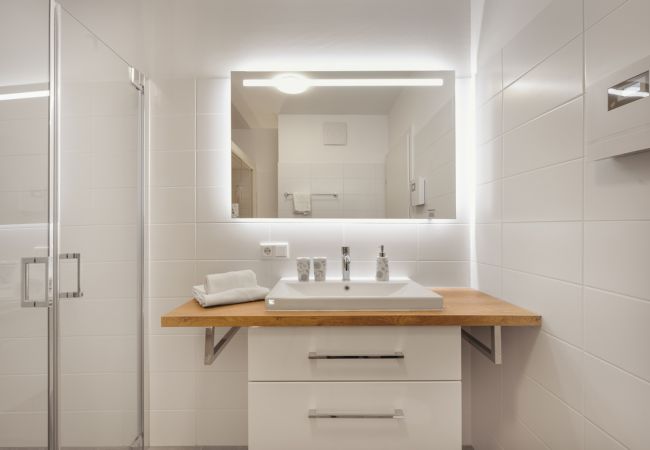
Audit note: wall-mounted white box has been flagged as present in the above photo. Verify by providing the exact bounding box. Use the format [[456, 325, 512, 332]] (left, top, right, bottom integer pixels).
[[260, 242, 290, 259], [322, 122, 348, 146], [586, 54, 650, 160]]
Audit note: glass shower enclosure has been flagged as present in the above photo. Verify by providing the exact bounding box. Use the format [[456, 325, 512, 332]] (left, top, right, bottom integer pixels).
[[0, 1, 145, 449]]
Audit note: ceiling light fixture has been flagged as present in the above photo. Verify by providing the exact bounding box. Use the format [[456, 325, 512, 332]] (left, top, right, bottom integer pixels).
[[0, 90, 50, 102], [243, 75, 444, 94]]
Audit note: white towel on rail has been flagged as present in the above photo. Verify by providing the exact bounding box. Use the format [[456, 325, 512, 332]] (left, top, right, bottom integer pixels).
[[292, 192, 311, 215]]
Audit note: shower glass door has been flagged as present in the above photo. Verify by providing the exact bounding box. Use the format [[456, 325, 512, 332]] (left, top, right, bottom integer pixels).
[[57, 6, 143, 449], [0, 0, 50, 447]]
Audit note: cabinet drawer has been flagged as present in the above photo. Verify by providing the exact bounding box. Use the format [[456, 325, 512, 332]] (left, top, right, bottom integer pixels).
[[248, 381, 461, 450], [248, 326, 460, 381]]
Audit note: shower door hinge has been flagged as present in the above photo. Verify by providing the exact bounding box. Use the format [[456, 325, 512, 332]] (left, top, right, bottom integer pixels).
[[129, 67, 145, 93]]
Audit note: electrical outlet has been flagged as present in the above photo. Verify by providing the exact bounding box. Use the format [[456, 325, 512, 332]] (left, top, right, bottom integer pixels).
[[260, 242, 290, 259]]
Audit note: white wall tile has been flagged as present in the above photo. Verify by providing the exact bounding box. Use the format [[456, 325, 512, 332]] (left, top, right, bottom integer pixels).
[[196, 150, 229, 187], [149, 372, 196, 410], [475, 263, 501, 298], [194, 371, 247, 410], [268, 222, 344, 259], [476, 181, 502, 224], [150, 187, 195, 224], [196, 78, 229, 115], [585, 0, 650, 85], [584, 0, 628, 29], [584, 151, 650, 221], [502, 0, 582, 87], [415, 261, 470, 287], [150, 224, 196, 260], [478, 93, 503, 144], [150, 115, 195, 152], [149, 335, 196, 372], [149, 261, 196, 298], [503, 97, 583, 177], [584, 221, 650, 300], [515, 376, 584, 450], [502, 222, 582, 283], [475, 224, 501, 266], [196, 223, 269, 260], [150, 151, 195, 187], [149, 411, 196, 446], [417, 224, 469, 261], [584, 354, 650, 450], [196, 409, 248, 446], [477, 51, 503, 105], [150, 79, 195, 117], [503, 160, 583, 222], [585, 287, 650, 382], [585, 420, 627, 450], [518, 330, 584, 411], [196, 114, 228, 150], [503, 37, 583, 132], [476, 137, 502, 185], [196, 187, 229, 223], [502, 269, 582, 347], [0, 412, 47, 446]]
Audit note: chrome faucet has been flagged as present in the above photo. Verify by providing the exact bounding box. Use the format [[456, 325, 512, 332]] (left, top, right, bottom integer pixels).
[[342, 246, 351, 281]]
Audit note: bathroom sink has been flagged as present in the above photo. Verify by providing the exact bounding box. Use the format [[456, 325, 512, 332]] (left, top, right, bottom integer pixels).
[[265, 278, 443, 311]]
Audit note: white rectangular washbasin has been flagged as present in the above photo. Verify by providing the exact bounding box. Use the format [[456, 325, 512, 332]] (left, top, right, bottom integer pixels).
[[265, 278, 443, 311]]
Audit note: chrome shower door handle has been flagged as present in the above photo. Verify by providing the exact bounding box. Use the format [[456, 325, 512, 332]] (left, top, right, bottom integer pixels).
[[59, 252, 83, 298], [21, 256, 50, 308]]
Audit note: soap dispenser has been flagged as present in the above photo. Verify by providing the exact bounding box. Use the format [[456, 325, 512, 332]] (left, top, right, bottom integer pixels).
[[376, 245, 390, 281]]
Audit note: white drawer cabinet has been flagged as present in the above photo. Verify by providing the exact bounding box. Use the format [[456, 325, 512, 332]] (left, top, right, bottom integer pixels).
[[248, 326, 461, 381], [248, 381, 462, 450], [248, 326, 462, 449]]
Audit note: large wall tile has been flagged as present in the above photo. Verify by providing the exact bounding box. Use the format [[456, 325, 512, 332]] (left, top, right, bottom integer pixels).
[[585, 151, 650, 221], [196, 223, 269, 260], [584, 0, 628, 29], [196, 78, 229, 115], [149, 411, 196, 446], [503, 37, 583, 132], [502, 222, 582, 283], [149, 224, 195, 260], [150, 187, 195, 224], [584, 221, 650, 300], [515, 376, 584, 450], [150, 151, 195, 187], [475, 223, 501, 266], [503, 160, 583, 222], [502, 269, 582, 347], [150, 115, 195, 152], [502, 0, 582, 87], [478, 93, 503, 145], [584, 354, 650, 449], [267, 223, 344, 259], [477, 51, 503, 105], [503, 97, 583, 177], [476, 137, 502, 185], [149, 79, 195, 117], [585, 0, 650, 85], [475, 181, 502, 224], [585, 287, 650, 382], [585, 420, 627, 450], [417, 224, 469, 261]]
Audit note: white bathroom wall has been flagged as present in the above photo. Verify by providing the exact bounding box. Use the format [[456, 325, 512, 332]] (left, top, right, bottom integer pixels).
[[277, 114, 387, 218], [147, 77, 474, 446], [471, 0, 650, 449]]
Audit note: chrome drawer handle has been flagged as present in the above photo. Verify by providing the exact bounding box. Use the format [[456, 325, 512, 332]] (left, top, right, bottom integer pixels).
[[309, 409, 405, 419], [308, 351, 404, 360]]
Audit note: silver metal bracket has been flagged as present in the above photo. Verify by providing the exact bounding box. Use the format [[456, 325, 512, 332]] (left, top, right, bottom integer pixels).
[[462, 326, 502, 365], [129, 67, 145, 93], [204, 327, 240, 365]]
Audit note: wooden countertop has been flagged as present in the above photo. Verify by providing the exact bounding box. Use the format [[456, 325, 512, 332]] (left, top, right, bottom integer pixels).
[[161, 288, 541, 328]]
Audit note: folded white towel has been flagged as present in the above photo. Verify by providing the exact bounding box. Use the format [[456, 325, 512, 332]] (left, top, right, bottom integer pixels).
[[204, 269, 258, 295], [292, 192, 311, 215], [192, 284, 269, 308]]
